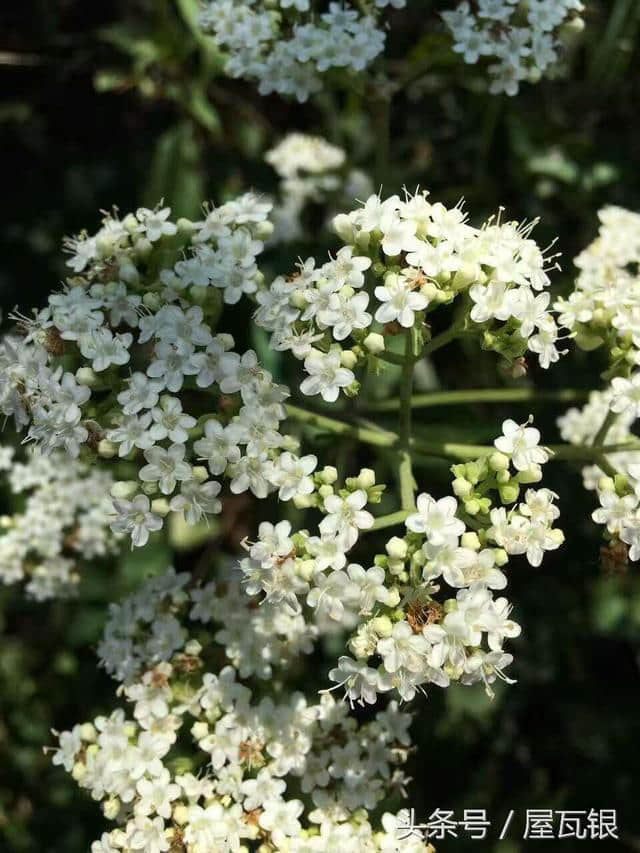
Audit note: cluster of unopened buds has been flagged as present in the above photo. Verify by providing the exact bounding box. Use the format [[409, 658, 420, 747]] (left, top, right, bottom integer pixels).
[[241, 417, 563, 704], [255, 188, 566, 406], [443, 0, 585, 95], [53, 569, 434, 853], [266, 133, 373, 244], [199, 0, 405, 102], [0, 444, 120, 599]]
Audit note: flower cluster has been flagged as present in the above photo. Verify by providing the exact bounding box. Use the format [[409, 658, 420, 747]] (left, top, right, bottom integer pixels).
[[266, 133, 372, 244], [0, 445, 120, 599], [54, 571, 433, 853], [241, 418, 563, 703], [255, 190, 564, 405], [98, 565, 317, 684], [559, 390, 640, 571], [199, 1, 405, 102], [0, 199, 335, 548], [443, 0, 585, 95], [555, 205, 640, 373]]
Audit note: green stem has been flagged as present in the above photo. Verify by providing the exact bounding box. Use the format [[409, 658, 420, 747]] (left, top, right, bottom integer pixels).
[[592, 409, 618, 448], [370, 509, 412, 531], [422, 325, 464, 356], [398, 330, 418, 511], [364, 387, 589, 413], [284, 404, 397, 448], [284, 404, 640, 463]]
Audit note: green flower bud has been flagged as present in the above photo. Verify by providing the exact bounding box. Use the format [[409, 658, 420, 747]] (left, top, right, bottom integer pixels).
[[461, 532, 481, 550], [489, 451, 510, 472], [452, 477, 473, 498], [499, 483, 520, 504], [110, 480, 139, 500], [357, 468, 376, 489]]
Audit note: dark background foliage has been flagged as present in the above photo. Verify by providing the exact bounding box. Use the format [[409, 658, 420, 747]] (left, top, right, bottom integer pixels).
[[1, 1, 640, 850]]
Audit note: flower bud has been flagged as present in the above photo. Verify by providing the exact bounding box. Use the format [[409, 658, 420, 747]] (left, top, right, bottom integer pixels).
[[71, 762, 86, 782], [318, 484, 334, 499], [110, 480, 139, 500], [598, 476, 616, 493], [296, 560, 315, 582], [496, 469, 511, 485], [452, 477, 473, 498], [177, 217, 195, 235], [499, 483, 520, 504], [357, 468, 376, 489], [191, 721, 209, 741], [489, 451, 510, 472], [318, 466, 338, 485], [75, 366, 98, 387], [103, 797, 121, 820], [143, 291, 161, 311], [151, 498, 171, 517], [493, 548, 509, 567], [371, 615, 393, 637], [386, 537, 407, 559], [185, 639, 202, 656], [464, 498, 481, 515], [80, 723, 97, 742], [97, 439, 117, 459], [461, 532, 481, 550], [385, 587, 401, 608], [363, 332, 385, 354], [340, 350, 358, 369], [293, 493, 315, 509], [191, 466, 209, 483], [332, 213, 356, 243], [173, 804, 190, 826], [517, 464, 543, 484]]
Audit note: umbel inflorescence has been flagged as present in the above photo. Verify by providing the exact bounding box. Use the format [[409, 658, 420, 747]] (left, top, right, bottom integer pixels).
[[255, 188, 565, 405], [53, 568, 434, 853], [0, 445, 120, 599], [199, 0, 406, 102], [555, 205, 640, 573], [0, 192, 571, 704], [443, 0, 585, 95]]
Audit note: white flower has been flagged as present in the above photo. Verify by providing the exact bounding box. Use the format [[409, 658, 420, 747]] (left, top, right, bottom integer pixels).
[[111, 495, 163, 547], [319, 489, 373, 548], [300, 349, 354, 402], [494, 418, 549, 470], [150, 396, 197, 443], [377, 620, 428, 673], [374, 273, 428, 328], [169, 479, 222, 524], [271, 452, 317, 501], [79, 328, 132, 372], [136, 206, 177, 242], [118, 373, 163, 415], [139, 444, 192, 495], [406, 494, 465, 545], [610, 373, 640, 418], [327, 656, 381, 706]]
